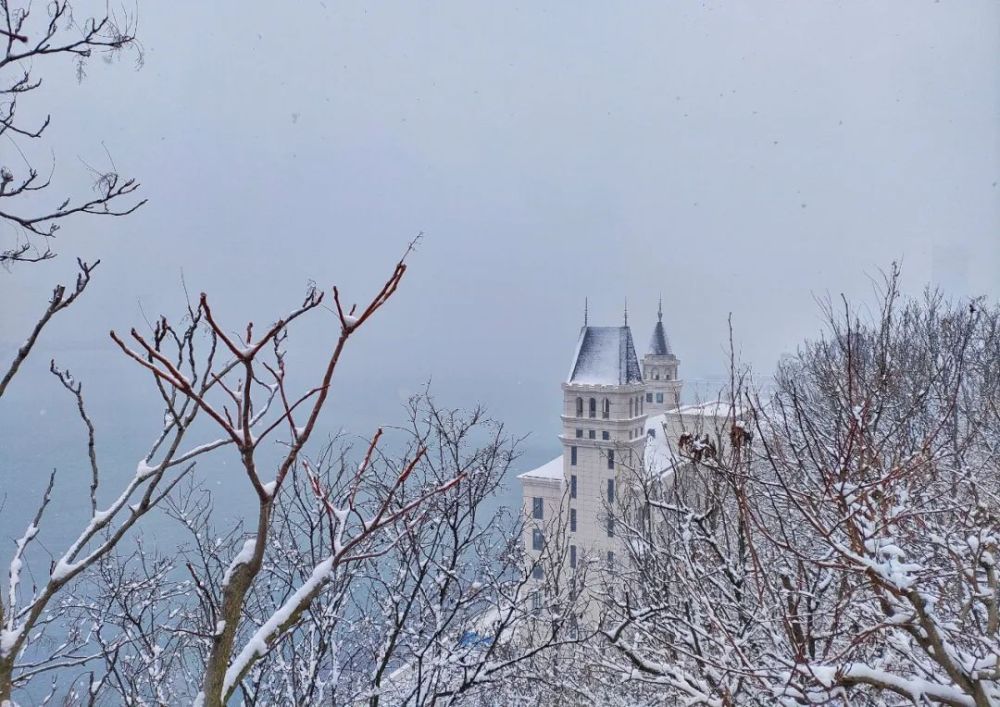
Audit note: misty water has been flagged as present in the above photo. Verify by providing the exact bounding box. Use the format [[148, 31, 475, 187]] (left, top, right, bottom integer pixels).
[[0, 335, 727, 553]]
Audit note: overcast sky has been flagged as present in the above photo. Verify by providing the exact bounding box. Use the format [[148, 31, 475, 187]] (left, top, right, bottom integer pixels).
[[2, 0, 998, 454]]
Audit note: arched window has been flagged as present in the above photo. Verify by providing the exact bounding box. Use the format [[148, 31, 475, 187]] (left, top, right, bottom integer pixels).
[[628, 398, 633, 418], [602, 398, 610, 419], [575, 397, 583, 417], [589, 398, 596, 418]]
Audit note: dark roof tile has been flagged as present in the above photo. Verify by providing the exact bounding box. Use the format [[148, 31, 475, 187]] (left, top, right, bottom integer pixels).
[[567, 326, 643, 385]]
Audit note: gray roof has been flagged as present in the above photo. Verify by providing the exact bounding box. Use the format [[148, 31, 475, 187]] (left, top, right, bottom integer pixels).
[[649, 319, 673, 356], [567, 326, 643, 385]]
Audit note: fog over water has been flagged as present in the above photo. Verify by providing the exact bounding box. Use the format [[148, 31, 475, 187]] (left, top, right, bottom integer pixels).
[[1, 1, 998, 542]]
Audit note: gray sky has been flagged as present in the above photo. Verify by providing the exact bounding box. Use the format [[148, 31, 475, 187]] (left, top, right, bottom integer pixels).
[[2, 0, 998, 452]]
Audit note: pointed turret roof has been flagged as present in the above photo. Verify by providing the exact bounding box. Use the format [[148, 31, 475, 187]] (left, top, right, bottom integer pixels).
[[567, 326, 643, 385], [648, 298, 673, 356]]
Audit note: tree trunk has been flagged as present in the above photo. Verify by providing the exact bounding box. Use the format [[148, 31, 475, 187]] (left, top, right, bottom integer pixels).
[[199, 501, 271, 707], [0, 656, 14, 706]]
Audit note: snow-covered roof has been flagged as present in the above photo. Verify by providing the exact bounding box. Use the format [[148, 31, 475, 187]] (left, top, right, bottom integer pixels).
[[644, 413, 678, 478], [567, 326, 643, 385], [647, 301, 674, 357], [517, 455, 563, 482], [669, 401, 739, 419], [648, 319, 673, 357]]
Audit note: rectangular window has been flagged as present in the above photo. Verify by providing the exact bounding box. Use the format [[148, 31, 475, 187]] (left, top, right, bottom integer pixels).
[[575, 428, 583, 438], [607, 550, 614, 567], [607, 517, 615, 537], [532, 497, 543, 520], [588, 429, 595, 439], [602, 430, 609, 441], [532, 590, 542, 611], [656, 393, 664, 403], [607, 479, 615, 503], [571, 446, 577, 466], [532, 528, 544, 551], [532, 564, 543, 580], [607, 450, 614, 470], [570, 474, 577, 499], [570, 545, 577, 568], [570, 508, 577, 532]]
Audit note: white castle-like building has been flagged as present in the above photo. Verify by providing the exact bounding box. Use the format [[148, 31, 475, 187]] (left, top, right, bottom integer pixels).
[[518, 301, 729, 588]]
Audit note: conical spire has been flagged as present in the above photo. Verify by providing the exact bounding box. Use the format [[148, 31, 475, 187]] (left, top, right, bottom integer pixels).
[[648, 299, 672, 356]]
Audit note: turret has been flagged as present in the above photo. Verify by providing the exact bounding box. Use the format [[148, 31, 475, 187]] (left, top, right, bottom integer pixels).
[[642, 297, 682, 413]]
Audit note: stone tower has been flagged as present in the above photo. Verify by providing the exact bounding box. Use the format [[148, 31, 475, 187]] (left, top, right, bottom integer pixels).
[[558, 323, 647, 563], [642, 298, 682, 413]]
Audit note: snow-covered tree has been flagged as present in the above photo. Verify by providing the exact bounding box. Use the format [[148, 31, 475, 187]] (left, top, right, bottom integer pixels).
[[1, 2, 144, 701], [602, 267, 1000, 706], [0, 0, 143, 267], [74, 393, 580, 706]]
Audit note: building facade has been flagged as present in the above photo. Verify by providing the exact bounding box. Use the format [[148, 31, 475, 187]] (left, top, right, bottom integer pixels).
[[518, 307, 685, 589]]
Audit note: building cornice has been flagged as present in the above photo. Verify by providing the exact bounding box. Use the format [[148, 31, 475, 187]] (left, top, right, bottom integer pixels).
[[561, 382, 646, 394]]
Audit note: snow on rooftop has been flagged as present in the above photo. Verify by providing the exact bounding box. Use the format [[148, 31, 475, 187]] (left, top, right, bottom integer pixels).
[[648, 319, 673, 357], [669, 400, 740, 418], [645, 413, 679, 478], [567, 326, 642, 385], [517, 455, 563, 482]]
